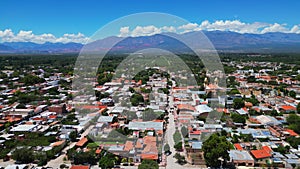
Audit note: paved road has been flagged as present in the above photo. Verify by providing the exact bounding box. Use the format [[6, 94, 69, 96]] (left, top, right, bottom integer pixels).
[[165, 113, 184, 169], [46, 125, 95, 169]]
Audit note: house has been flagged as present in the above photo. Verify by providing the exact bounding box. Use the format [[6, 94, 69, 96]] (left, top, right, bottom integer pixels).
[[229, 150, 255, 167], [70, 165, 90, 169], [236, 108, 248, 116], [189, 130, 201, 140], [48, 104, 67, 114], [10, 124, 39, 132], [280, 105, 296, 113], [97, 116, 114, 123], [195, 104, 213, 117], [250, 149, 272, 163], [128, 121, 163, 131], [75, 137, 88, 147]]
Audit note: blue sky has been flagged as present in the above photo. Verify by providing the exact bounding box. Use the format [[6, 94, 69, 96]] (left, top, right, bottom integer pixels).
[[0, 0, 300, 43]]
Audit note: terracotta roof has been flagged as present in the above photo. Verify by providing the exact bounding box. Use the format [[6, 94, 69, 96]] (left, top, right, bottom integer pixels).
[[262, 146, 272, 154], [250, 149, 271, 159], [76, 137, 88, 147], [70, 165, 90, 169], [95, 148, 102, 154], [141, 154, 158, 160], [135, 139, 143, 149], [143, 136, 156, 144], [281, 105, 296, 111], [51, 140, 65, 147], [48, 115, 57, 119], [124, 141, 134, 151], [285, 129, 299, 137], [177, 104, 195, 111], [234, 143, 243, 150], [190, 130, 201, 135]]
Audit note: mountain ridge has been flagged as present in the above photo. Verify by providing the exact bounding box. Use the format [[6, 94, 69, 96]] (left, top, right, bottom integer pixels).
[[2, 31, 300, 53]]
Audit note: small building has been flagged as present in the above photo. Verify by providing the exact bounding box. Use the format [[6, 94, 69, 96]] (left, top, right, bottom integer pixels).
[[70, 165, 90, 169], [48, 104, 67, 114], [229, 150, 255, 167], [75, 137, 88, 147]]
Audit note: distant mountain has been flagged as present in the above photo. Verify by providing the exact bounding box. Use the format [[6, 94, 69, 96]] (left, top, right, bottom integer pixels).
[[0, 42, 83, 53], [2, 31, 300, 53]]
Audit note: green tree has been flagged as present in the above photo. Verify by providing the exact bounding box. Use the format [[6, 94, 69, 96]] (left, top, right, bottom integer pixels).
[[138, 159, 159, 169], [130, 93, 144, 106], [202, 133, 231, 168], [174, 153, 187, 165], [181, 126, 188, 138], [12, 147, 35, 164], [69, 131, 77, 142], [289, 90, 296, 98], [99, 156, 115, 169], [297, 102, 300, 114], [233, 98, 245, 109], [228, 89, 240, 95], [74, 151, 97, 165], [174, 142, 183, 151], [164, 144, 170, 153], [231, 113, 246, 123], [286, 114, 300, 134]]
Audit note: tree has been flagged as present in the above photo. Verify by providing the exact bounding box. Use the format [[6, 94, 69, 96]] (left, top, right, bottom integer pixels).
[[174, 153, 187, 165], [247, 76, 256, 83], [174, 142, 183, 151], [181, 126, 188, 138], [286, 114, 300, 134], [228, 89, 240, 95], [231, 113, 246, 123], [202, 133, 231, 168], [297, 102, 300, 114], [12, 147, 35, 164], [69, 131, 77, 142], [289, 90, 296, 98], [74, 151, 97, 165], [138, 159, 159, 169], [233, 98, 245, 109], [164, 144, 170, 153], [99, 156, 114, 169], [130, 93, 144, 106]]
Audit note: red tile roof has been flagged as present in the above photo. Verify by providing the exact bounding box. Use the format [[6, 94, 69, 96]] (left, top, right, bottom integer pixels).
[[70, 165, 90, 169], [234, 143, 243, 150], [262, 146, 272, 154], [95, 148, 102, 154], [124, 141, 134, 151], [190, 130, 201, 135], [141, 154, 158, 160], [250, 149, 271, 159], [281, 105, 296, 111], [177, 104, 195, 111], [285, 129, 299, 137], [76, 137, 88, 147]]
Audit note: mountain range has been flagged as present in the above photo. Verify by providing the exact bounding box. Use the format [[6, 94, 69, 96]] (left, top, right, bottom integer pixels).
[[1, 31, 300, 53]]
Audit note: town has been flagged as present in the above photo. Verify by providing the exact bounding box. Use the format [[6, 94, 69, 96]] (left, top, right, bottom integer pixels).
[[0, 53, 299, 169]]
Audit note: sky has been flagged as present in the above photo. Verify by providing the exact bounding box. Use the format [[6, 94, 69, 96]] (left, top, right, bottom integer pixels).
[[0, 0, 300, 43]]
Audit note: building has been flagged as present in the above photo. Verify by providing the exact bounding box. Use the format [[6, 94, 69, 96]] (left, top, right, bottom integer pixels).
[[229, 150, 255, 167]]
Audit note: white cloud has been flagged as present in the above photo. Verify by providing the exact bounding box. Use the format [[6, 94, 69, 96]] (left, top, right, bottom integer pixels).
[[131, 25, 162, 37], [119, 27, 130, 37], [118, 20, 300, 37], [261, 23, 289, 34], [291, 25, 300, 34], [0, 29, 89, 44], [119, 25, 177, 37], [178, 23, 199, 33]]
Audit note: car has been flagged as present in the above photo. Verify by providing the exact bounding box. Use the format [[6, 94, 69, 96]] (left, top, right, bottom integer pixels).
[[165, 150, 172, 156]]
